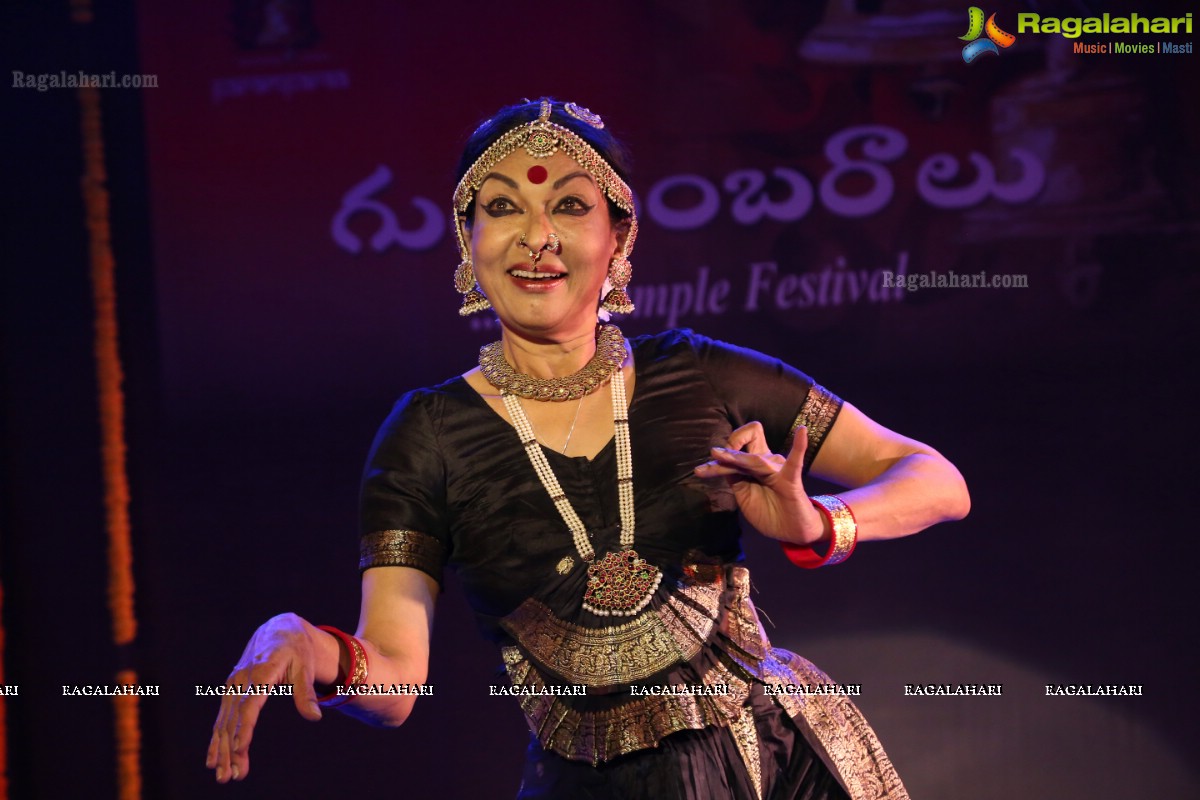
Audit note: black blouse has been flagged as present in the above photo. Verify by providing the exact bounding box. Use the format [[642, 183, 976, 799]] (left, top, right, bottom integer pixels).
[[352, 333, 916, 799], [357, 329, 842, 640]]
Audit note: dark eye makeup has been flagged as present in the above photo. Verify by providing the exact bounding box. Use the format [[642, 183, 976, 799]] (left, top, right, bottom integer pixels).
[[482, 197, 521, 217], [555, 196, 594, 215]]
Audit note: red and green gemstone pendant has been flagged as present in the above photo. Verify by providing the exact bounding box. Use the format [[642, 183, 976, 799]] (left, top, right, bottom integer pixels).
[[582, 549, 662, 617]]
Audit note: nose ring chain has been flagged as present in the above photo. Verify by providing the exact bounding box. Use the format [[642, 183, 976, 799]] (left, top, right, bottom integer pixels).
[[518, 232, 563, 266]]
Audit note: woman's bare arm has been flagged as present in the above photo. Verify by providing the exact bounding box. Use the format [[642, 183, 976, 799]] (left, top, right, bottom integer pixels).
[[206, 566, 436, 783], [695, 401, 969, 546], [807, 401, 971, 541]]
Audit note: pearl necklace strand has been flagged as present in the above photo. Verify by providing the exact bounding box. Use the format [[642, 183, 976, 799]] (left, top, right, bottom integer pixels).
[[502, 369, 661, 616], [503, 371, 633, 560]]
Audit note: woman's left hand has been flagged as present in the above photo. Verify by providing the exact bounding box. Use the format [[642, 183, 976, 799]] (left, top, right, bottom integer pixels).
[[694, 422, 828, 546]]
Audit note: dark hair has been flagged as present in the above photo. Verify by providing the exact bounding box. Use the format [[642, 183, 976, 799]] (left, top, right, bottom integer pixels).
[[455, 98, 634, 225]]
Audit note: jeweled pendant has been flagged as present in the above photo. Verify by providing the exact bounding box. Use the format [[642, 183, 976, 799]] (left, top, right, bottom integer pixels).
[[582, 549, 662, 617]]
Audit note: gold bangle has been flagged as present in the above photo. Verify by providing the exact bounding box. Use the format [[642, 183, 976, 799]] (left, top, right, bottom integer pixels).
[[315, 626, 370, 707], [780, 494, 857, 568]]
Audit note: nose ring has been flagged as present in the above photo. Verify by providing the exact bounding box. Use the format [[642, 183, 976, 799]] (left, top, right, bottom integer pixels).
[[517, 232, 562, 265], [518, 232, 539, 264]]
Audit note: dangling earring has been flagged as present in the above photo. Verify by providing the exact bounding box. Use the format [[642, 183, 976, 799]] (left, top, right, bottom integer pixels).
[[454, 258, 491, 316], [601, 255, 634, 314]]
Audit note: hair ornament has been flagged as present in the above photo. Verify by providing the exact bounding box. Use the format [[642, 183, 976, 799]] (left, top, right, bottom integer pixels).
[[564, 102, 604, 129]]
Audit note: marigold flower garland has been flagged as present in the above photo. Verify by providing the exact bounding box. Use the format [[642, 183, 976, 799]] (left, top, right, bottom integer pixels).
[[78, 69, 142, 800]]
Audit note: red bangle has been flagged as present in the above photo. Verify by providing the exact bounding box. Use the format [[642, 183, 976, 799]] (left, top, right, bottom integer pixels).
[[781, 495, 858, 568], [315, 625, 368, 707]]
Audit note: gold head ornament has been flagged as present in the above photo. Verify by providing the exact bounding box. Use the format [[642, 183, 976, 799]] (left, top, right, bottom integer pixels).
[[451, 99, 638, 316]]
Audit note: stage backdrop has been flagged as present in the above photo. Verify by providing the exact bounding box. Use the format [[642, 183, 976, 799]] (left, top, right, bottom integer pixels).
[[8, 0, 1197, 798]]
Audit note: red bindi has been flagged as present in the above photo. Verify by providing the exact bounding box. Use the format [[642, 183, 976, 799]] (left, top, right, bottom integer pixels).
[[526, 165, 548, 184]]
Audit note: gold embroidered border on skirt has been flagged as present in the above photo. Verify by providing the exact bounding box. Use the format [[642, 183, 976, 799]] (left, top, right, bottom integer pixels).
[[499, 577, 724, 688], [724, 566, 908, 799], [358, 529, 447, 583], [500, 563, 909, 799], [761, 651, 908, 799], [784, 383, 843, 471], [720, 564, 770, 665], [501, 645, 750, 767], [728, 703, 763, 800]]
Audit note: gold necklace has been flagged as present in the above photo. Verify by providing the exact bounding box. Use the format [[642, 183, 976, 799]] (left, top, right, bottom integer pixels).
[[478, 324, 626, 401]]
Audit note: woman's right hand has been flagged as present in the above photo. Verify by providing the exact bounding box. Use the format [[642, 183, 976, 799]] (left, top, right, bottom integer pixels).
[[203, 567, 438, 783], [205, 612, 335, 783]]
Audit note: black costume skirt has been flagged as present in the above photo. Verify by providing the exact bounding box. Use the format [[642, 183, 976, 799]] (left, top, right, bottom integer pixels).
[[515, 684, 850, 800]]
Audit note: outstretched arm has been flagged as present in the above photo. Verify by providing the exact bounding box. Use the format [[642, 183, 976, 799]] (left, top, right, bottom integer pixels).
[[206, 566, 436, 783]]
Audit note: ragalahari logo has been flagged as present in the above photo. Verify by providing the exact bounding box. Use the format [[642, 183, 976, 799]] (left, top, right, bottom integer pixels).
[[960, 7, 1016, 62]]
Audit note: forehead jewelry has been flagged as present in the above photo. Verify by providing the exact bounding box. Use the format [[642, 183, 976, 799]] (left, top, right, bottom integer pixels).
[[452, 99, 639, 315]]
